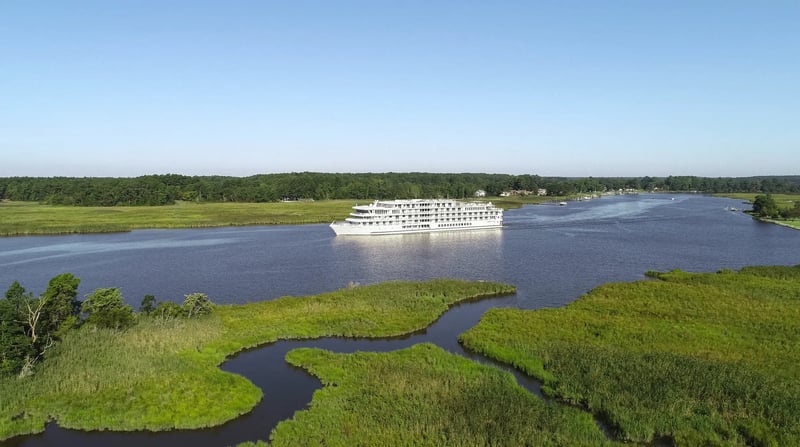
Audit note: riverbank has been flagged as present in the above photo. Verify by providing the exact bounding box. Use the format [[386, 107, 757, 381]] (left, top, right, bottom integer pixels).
[[0, 194, 605, 236], [763, 218, 800, 230], [714, 193, 800, 229], [5, 268, 799, 446], [714, 192, 800, 208], [0, 198, 547, 237], [460, 266, 800, 445], [4, 191, 798, 237], [0, 200, 357, 236], [0, 279, 515, 441]]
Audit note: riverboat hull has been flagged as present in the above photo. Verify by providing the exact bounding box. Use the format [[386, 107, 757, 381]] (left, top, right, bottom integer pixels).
[[330, 221, 503, 236]]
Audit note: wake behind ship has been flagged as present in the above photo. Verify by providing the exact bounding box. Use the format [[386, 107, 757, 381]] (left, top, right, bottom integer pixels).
[[330, 199, 503, 236]]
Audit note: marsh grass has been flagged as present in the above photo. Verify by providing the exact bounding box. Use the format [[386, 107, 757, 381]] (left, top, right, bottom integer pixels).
[[0, 279, 514, 440], [0, 200, 355, 236], [0, 197, 577, 236], [460, 266, 800, 445], [266, 343, 613, 447]]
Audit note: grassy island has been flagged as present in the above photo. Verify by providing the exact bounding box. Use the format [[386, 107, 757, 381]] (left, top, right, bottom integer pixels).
[[261, 344, 613, 447], [0, 279, 514, 441], [460, 266, 800, 445]]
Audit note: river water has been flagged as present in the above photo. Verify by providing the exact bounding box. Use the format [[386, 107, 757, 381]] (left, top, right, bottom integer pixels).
[[1, 194, 798, 446]]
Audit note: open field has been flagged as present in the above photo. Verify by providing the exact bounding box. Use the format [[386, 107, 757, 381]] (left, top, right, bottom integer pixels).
[[0, 279, 514, 441], [460, 266, 800, 446], [714, 192, 800, 209], [714, 192, 800, 210], [0, 197, 574, 236], [0, 200, 358, 236]]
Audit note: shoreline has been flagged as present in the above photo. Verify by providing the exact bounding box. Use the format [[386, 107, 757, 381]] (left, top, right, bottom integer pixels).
[[0, 198, 559, 237], [760, 218, 800, 230], [0, 280, 516, 442], [4, 194, 797, 237], [0, 200, 354, 237]]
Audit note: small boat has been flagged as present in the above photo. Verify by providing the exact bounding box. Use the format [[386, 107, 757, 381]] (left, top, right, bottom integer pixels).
[[559, 202, 568, 206]]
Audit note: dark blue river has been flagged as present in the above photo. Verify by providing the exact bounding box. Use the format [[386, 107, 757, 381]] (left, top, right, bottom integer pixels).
[[1, 194, 798, 446]]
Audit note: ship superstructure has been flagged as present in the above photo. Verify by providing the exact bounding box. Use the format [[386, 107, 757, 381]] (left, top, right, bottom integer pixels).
[[330, 199, 503, 236]]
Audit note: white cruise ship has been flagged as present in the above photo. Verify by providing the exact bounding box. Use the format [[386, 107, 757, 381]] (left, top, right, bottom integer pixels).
[[330, 199, 503, 236]]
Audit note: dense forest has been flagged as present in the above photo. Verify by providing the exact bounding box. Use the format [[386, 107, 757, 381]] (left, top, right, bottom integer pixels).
[[1, 173, 799, 206]]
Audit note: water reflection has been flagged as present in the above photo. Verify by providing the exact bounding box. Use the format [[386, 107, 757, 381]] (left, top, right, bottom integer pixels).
[[332, 229, 504, 283]]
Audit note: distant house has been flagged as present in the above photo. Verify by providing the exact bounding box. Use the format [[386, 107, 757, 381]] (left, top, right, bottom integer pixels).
[[501, 190, 534, 197], [537, 188, 547, 196], [474, 189, 487, 198]]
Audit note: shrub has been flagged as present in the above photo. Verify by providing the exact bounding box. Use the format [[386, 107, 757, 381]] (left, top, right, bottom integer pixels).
[[151, 301, 182, 319], [182, 293, 214, 318], [81, 288, 135, 330]]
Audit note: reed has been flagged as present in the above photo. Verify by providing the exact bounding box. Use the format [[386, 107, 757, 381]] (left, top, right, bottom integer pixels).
[[460, 265, 800, 445], [0, 279, 514, 440], [264, 344, 613, 447]]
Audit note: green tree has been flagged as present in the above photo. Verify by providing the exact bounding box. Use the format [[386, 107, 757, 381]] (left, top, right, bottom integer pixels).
[[139, 294, 156, 314], [152, 301, 183, 319], [40, 273, 81, 335], [0, 284, 35, 376], [752, 194, 779, 218], [2, 281, 48, 377], [4, 280, 27, 302], [82, 288, 135, 330], [182, 293, 214, 318], [781, 202, 800, 219]]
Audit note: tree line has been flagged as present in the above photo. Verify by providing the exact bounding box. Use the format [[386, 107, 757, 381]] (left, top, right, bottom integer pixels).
[[751, 194, 800, 219], [1, 274, 213, 378], [1, 173, 799, 206]]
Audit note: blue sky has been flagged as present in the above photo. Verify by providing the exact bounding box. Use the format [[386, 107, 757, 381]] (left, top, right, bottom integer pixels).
[[2, 1, 798, 177]]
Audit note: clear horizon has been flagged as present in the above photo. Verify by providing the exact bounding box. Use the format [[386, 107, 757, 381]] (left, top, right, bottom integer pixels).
[[2, 1, 799, 178], [2, 171, 800, 180]]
